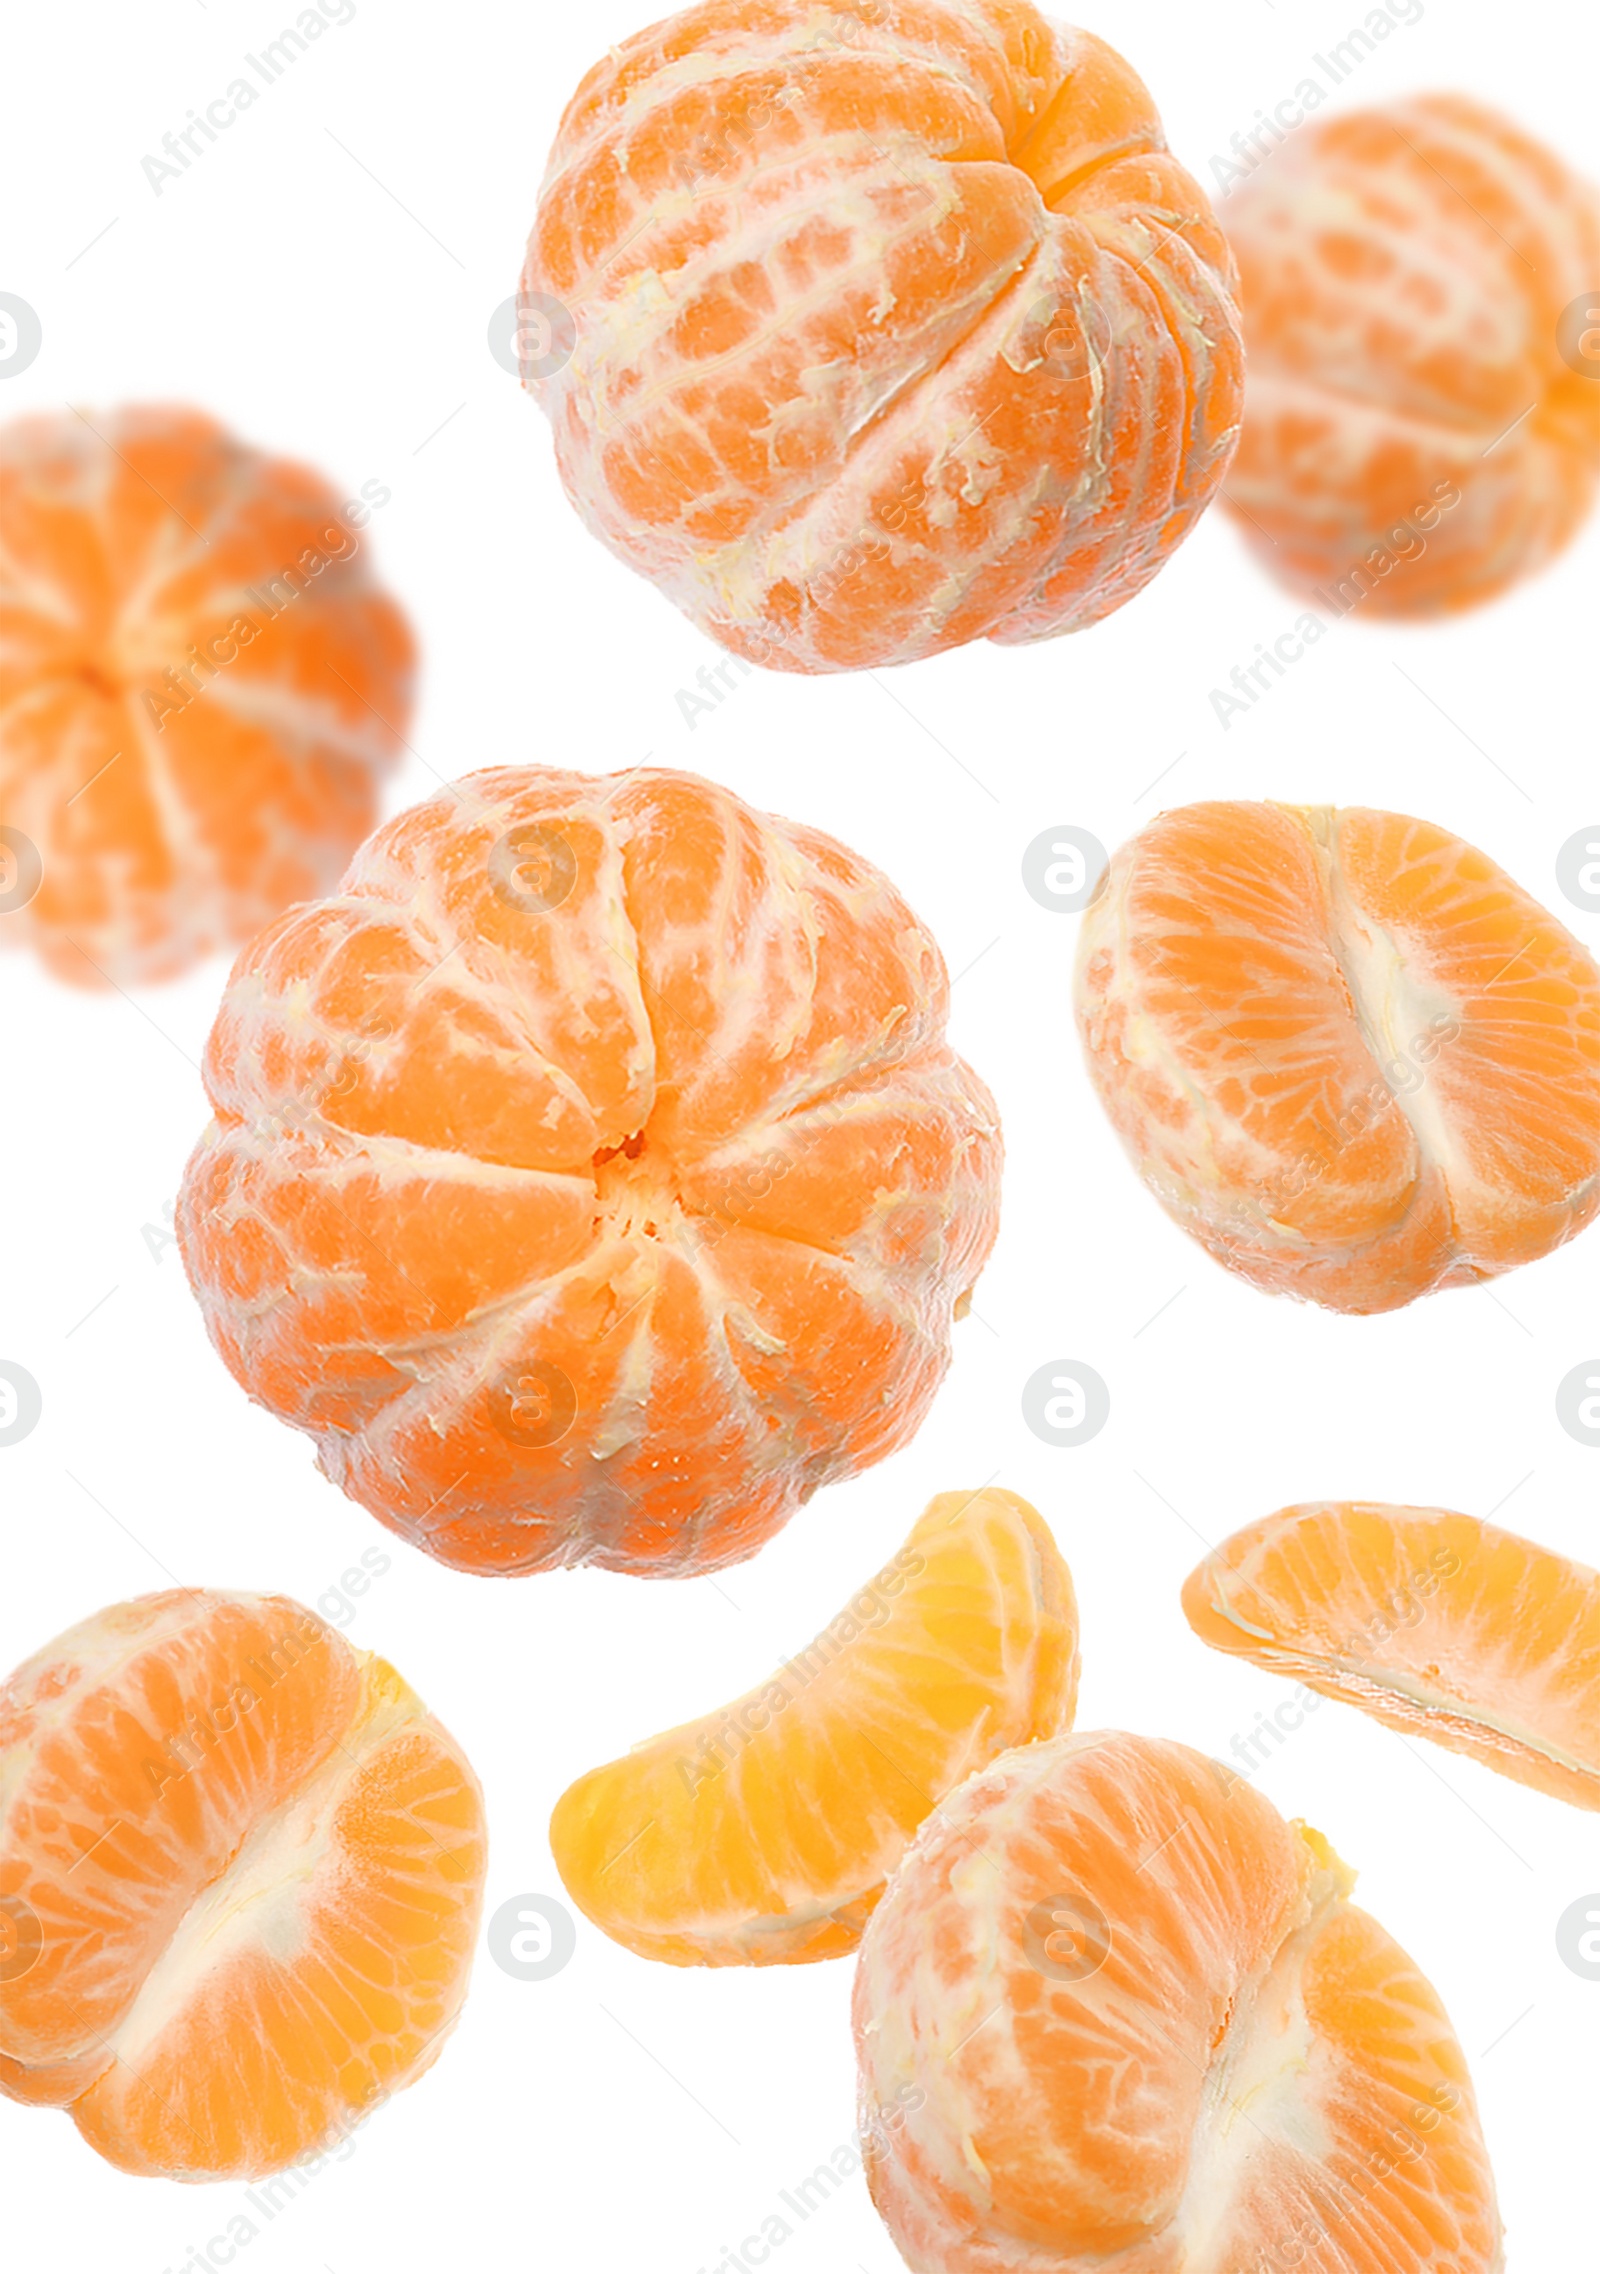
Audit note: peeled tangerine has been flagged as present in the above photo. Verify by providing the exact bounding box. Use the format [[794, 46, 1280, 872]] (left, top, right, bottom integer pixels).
[[0, 1591, 485, 2179], [1075, 801, 1600, 1313], [523, 0, 1242, 671], [178, 765, 1002, 1577], [1186, 1501, 1600, 1812], [0, 405, 413, 988], [855, 1730, 1503, 2274], [551, 1489, 1077, 1964], [1224, 97, 1600, 614]]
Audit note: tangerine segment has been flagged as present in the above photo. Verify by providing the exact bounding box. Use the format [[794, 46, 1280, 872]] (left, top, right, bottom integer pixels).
[[522, 2, 1242, 672], [178, 765, 1002, 1578], [1184, 1502, 1600, 1813], [0, 1593, 485, 2180], [550, 1489, 1078, 1965], [0, 405, 414, 988], [1222, 97, 1600, 615], [1074, 801, 1600, 1313], [854, 1731, 1503, 2274]]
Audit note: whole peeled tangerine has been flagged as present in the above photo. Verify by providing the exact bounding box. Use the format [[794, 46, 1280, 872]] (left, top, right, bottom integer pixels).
[[178, 765, 1002, 1576], [0, 405, 413, 987], [1074, 801, 1600, 1313], [522, 0, 1243, 671], [1223, 97, 1600, 614]]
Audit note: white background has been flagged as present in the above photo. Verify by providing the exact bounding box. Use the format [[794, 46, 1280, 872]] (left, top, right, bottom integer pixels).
[[2, 0, 1599, 2268]]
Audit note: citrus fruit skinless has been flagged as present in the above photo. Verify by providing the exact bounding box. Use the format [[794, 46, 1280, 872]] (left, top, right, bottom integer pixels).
[[551, 1487, 1077, 1964], [177, 764, 1003, 1577], [1185, 1501, 1600, 1812], [0, 404, 414, 988], [1074, 800, 1600, 1313], [1222, 97, 1600, 616], [855, 1729, 1504, 2273], [0, 1590, 485, 2180], [522, 0, 1243, 672]]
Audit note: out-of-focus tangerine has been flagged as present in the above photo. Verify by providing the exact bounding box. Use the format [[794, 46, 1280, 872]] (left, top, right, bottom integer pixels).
[[0, 405, 413, 987], [1223, 97, 1600, 614]]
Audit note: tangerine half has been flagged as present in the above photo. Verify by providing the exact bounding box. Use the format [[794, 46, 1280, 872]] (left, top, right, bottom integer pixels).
[[1222, 97, 1600, 615], [855, 1729, 1504, 2272], [522, 0, 1243, 671], [551, 1487, 1077, 1964], [1074, 800, 1600, 1312], [0, 405, 414, 988], [178, 765, 1002, 1576], [1184, 1500, 1600, 1812], [0, 1590, 485, 2179]]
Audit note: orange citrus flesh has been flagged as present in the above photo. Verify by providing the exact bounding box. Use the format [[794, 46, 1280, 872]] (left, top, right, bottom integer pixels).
[[1223, 97, 1600, 616], [550, 1488, 1078, 1965], [1184, 1501, 1600, 1813], [1075, 801, 1600, 1313], [855, 1729, 1504, 2273], [178, 765, 1002, 1578], [523, 1, 1242, 672], [0, 405, 414, 988], [0, 1592, 485, 2179]]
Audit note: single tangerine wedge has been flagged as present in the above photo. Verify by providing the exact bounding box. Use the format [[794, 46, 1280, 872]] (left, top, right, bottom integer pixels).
[[522, 0, 1242, 671], [178, 765, 1002, 1578], [855, 1729, 1504, 2273], [1222, 97, 1600, 615], [1074, 800, 1600, 1312], [1184, 1501, 1600, 1812], [0, 404, 414, 988], [0, 1591, 485, 2180], [550, 1489, 1078, 1965]]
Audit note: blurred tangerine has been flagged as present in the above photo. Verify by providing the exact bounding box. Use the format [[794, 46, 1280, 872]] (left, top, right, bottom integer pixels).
[[0, 404, 414, 987]]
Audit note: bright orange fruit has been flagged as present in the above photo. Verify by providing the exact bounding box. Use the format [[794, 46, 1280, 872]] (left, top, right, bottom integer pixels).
[[0, 404, 413, 988], [1185, 1501, 1600, 1812], [178, 765, 1002, 1577], [1223, 97, 1600, 615], [0, 1591, 485, 2179], [1075, 800, 1600, 1312], [551, 1488, 1077, 1965], [855, 1729, 1504, 2273], [522, 1, 1242, 671]]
